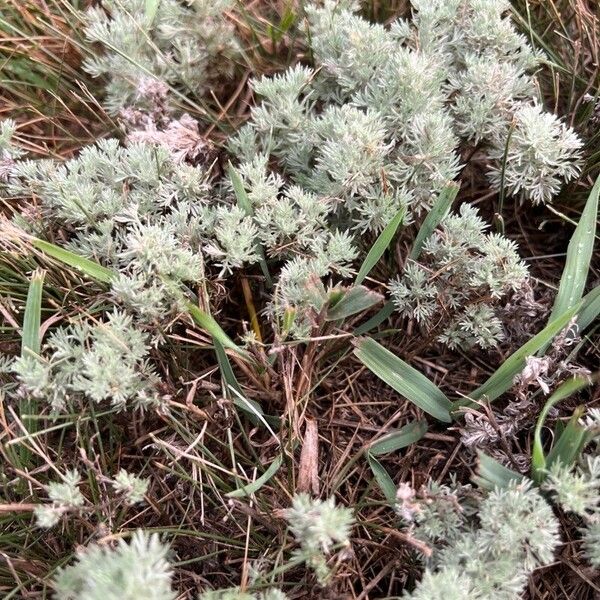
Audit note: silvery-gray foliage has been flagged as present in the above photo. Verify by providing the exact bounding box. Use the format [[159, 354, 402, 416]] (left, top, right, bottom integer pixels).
[[83, 0, 239, 114], [399, 479, 561, 599], [53, 531, 176, 600], [390, 204, 529, 349]]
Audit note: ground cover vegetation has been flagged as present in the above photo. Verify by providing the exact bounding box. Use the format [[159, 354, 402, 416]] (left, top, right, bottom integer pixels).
[[0, 0, 599, 598]]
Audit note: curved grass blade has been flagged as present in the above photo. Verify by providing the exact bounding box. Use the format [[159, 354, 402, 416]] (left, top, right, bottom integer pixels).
[[410, 182, 459, 260], [32, 238, 114, 283], [186, 302, 248, 359], [226, 454, 283, 498], [326, 286, 383, 321], [354, 337, 452, 422], [473, 451, 523, 491], [369, 419, 427, 456], [545, 407, 588, 471], [456, 304, 580, 409], [532, 376, 591, 482], [355, 207, 405, 286], [367, 453, 397, 504], [354, 300, 395, 335]]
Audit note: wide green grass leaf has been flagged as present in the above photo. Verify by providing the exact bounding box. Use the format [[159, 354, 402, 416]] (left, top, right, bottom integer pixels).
[[326, 286, 383, 321], [354, 337, 452, 422], [19, 269, 45, 462], [21, 269, 45, 357], [473, 451, 523, 491], [367, 453, 397, 504], [368, 420, 427, 456], [546, 174, 599, 324]]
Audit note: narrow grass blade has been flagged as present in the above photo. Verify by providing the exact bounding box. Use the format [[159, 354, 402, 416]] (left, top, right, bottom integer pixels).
[[213, 339, 264, 427], [21, 269, 45, 357], [355, 207, 405, 286], [20, 269, 45, 463], [354, 338, 452, 422], [367, 453, 397, 504], [354, 300, 395, 335], [546, 175, 600, 324], [228, 162, 272, 286], [409, 182, 459, 260], [226, 454, 283, 498], [457, 304, 580, 409], [186, 302, 248, 358], [532, 376, 590, 482], [473, 451, 523, 491], [326, 286, 383, 321], [368, 420, 427, 456], [578, 284, 600, 332], [32, 238, 114, 283], [545, 407, 588, 472]]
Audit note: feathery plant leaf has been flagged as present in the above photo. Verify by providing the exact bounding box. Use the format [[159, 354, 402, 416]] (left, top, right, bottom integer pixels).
[[32, 238, 247, 359], [354, 338, 452, 422], [228, 161, 272, 286], [409, 182, 460, 260]]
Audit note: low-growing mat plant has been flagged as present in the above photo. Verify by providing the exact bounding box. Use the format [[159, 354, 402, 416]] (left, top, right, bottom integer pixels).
[[0, 0, 599, 599]]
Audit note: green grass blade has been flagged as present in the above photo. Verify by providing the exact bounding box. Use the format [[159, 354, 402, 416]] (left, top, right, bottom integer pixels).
[[226, 454, 283, 498], [19, 269, 45, 463], [545, 407, 589, 472], [32, 238, 114, 283], [213, 339, 265, 428], [326, 286, 383, 321], [21, 269, 45, 357], [409, 182, 459, 260], [578, 284, 600, 332], [354, 300, 395, 335], [228, 161, 272, 286], [355, 207, 405, 286], [473, 451, 523, 491], [457, 304, 581, 409], [546, 175, 600, 324], [532, 376, 591, 482], [368, 420, 427, 456], [354, 337, 452, 422], [186, 302, 248, 359], [367, 453, 397, 504]]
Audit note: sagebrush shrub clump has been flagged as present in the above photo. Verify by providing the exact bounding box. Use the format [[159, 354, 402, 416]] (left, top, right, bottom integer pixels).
[[83, 0, 239, 115], [0, 0, 597, 599]]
